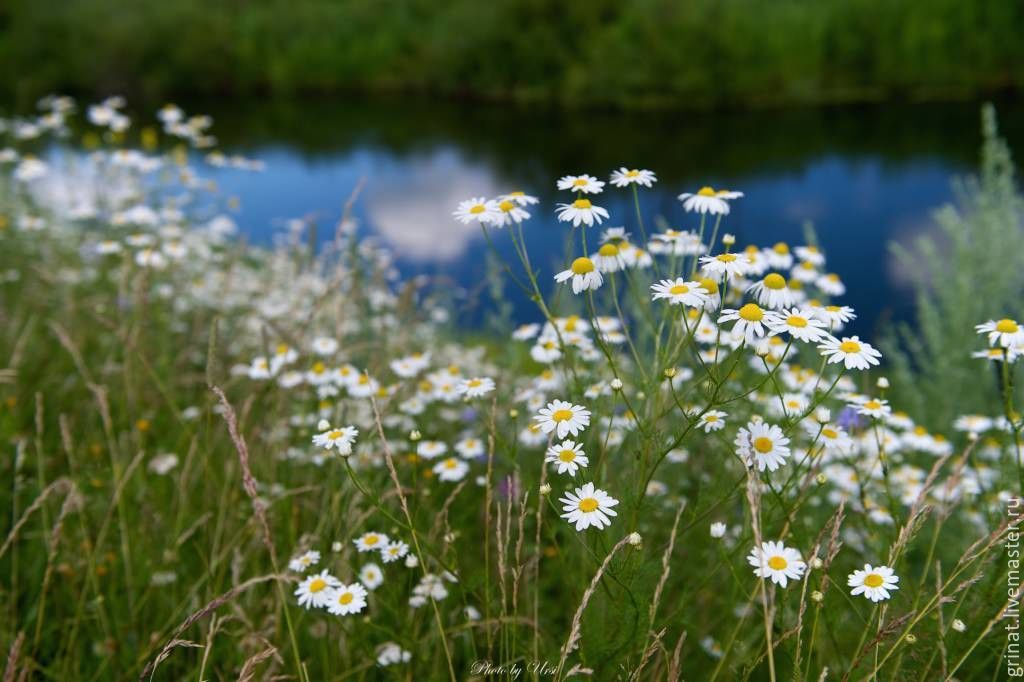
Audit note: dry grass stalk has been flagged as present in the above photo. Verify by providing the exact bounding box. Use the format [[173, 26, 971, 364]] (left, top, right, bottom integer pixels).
[[3, 632, 24, 682]]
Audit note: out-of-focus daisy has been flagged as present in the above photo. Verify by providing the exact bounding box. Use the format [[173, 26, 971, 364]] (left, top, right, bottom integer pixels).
[[736, 421, 791, 472], [295, 570, 340, 609], [818, 336, 882, 370], [382, 540, 409, 563], [417, 440, 447, 459], [698, 410, 728, 433], [377, 642, 412, 666], [976, 318, 1024, 348], [456, 377, 495, 398], [535, 400, 591, 439], [433, 457, 470, 482], [494, 197, 531, 226], [848, 564, 899, 602], [355, 531, 390, 553], [559, 482, 619, 531], [718, 304, 780, 346], [710, 522, 727, 538], [700, 252, 751, 280], [609, 168, 656, 188], [813, 304, 856, 327], [326, 582, 368, 616], [359, 563, 384, 590], [592, 242, 626, 272], [853, 397, 891, 419], [554, 257, 603, 294], [768, 308, 829, 343], [453, 197, 501, 225], [557, 174, 605, 194], [545, 440, 589, 476], [288, 550, 321, 573], [650, 278, 709, 307], [556, 198, 609, 227], [816, 273, 846, 296], [748, 541, 806, 587], [795, 244, 825, 266]]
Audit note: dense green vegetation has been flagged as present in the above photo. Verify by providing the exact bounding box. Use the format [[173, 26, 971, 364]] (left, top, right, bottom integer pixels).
[[2, 0, 1023, 107]]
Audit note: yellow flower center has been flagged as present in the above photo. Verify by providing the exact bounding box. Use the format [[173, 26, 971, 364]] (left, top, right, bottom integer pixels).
[[499, 199, 515, 212], [822, 428, 838, 439], [444, 458, 458, 469], [578, 497, 599, 512], [626, 169, 639, 177], [469, 204, 486, 214], [717, 253, 738, 263], [573, 178, 589, 187], [339, 592, 354, 605], [705, 415, 718, 422], [773, 242, 789, 254], [839, 340, 861, 353], [768, 556, 788, 570], [551, 409, 574, 422], [864, 573, 884, 588], [363, 534, 379, 546], [571, 257, 595, 275], [276, 343, 289, 355], [697, 186, 717, 197], [753, 437, 774, 453], [786, 315, 808, 328], [997, 318, 1020, 333], [328, 430, 344, 440], [669, 284, 690, 295], [309, 578, 327, 593], [312, 362, 325, 374], [739, 304, 764, 322], [699, 277, 719, 294], [559, 449, 576, 462], [467, 379, 482, 387], [764, 273, 787, 290], [864, 400, 881, 410], [598, 243, 619, 256], [573, 199, 592, 209]]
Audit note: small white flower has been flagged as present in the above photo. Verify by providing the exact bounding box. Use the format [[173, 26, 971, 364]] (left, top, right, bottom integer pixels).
[[748, 541, 806, 588], [535, 400, 591, 439], [847, 564, 900, 602], [557, 174, 605, 194], [325, 582, 368, 616], [559, 482, 619, 531], [710, 522, 727, 538], [545, 440, 589, 476], [295, 570, 340, 609]]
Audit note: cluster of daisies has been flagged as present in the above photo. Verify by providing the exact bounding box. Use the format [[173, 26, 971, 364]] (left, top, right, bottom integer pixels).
[[748, 541, 899, 603]]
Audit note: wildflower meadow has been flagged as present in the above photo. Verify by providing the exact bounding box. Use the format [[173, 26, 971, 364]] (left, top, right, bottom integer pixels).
[[1, 97, 1022, 680]]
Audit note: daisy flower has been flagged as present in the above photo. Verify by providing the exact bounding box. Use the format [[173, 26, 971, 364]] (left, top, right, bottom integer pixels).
[[609, 168, 657, 188], [559, 482, 619, 531], [818, 336, 882, 370], [545, 440, 589, 476], [848, 564, 900, 602], [795, 244, 825, 266], [295, 570, 340, 609], [312, 424, 359, 455], [453, 197, 501, 225], [288, 550, 321, 573], [735, 421, 791, 472], [433, 457, 470, 482], [417, 441, 447, 459], [767, 308, 829, 343], [650, 278, 709, 307], [591, 242, 626, 272], [816, 273, 846, 296], [454, 437, 485, 458], [678, 186, 734, 215], [812, 423, 854, 454], [813, 305, 857, 327], [354, 531, 389, 553], [556, 199, 609, 228], [359, 563, 384, 590], [377, 642, 412, 666], [326, 582, 368, 616], [493, 197, 531, 226], [718, 304, 780, 346], [555, 257, 604, 294], [765, 242, 794, 269], [698, 410, 728, 433], [456, 377, 495, 398], [535, 400, 591, 439], [700, 252, 751, 280], [746, 273, 795, 310], [976, 318, 1024, 348], [748, 541, 806, 587], [381, 540, 409, 563], [854, 397, 891, 419], [557, 174, 605, 194]]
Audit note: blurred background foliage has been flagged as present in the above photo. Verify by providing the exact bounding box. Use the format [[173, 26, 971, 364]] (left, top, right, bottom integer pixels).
[[1, 0, 1022, 108]]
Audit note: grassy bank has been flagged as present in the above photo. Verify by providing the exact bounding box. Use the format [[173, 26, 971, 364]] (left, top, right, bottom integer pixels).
[[2, 0, 1023, 108]]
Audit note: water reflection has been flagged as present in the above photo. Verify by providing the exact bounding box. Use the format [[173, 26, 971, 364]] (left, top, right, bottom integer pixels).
[[190, 96, 1022, 336]]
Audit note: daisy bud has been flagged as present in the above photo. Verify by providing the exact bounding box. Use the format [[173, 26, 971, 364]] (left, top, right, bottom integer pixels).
[[951, 619, 966, 632], [663, 367, 677, 379], [317, 419, 331, 431], [404, 555, 419, 568], [444, 532, 456, 544], [636, 391, 646, 400], [811, 590, 824, 603], [611, 378, 624, 391], [811, 557, 823, 569], [409, 430, 421, 442], [968, 431, 979, 442], [627, 532, 642, 547], [509, 409, 519, 419], [539, 483, 552, 495], [331, 541, 342, 553], [815, 407, 831, 424], [722, 233, 736, 246], [905, 634, 917, 644], [876, 376, 890, 389], [710, 522, 727, 538], [816, 473, 827, 485]]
